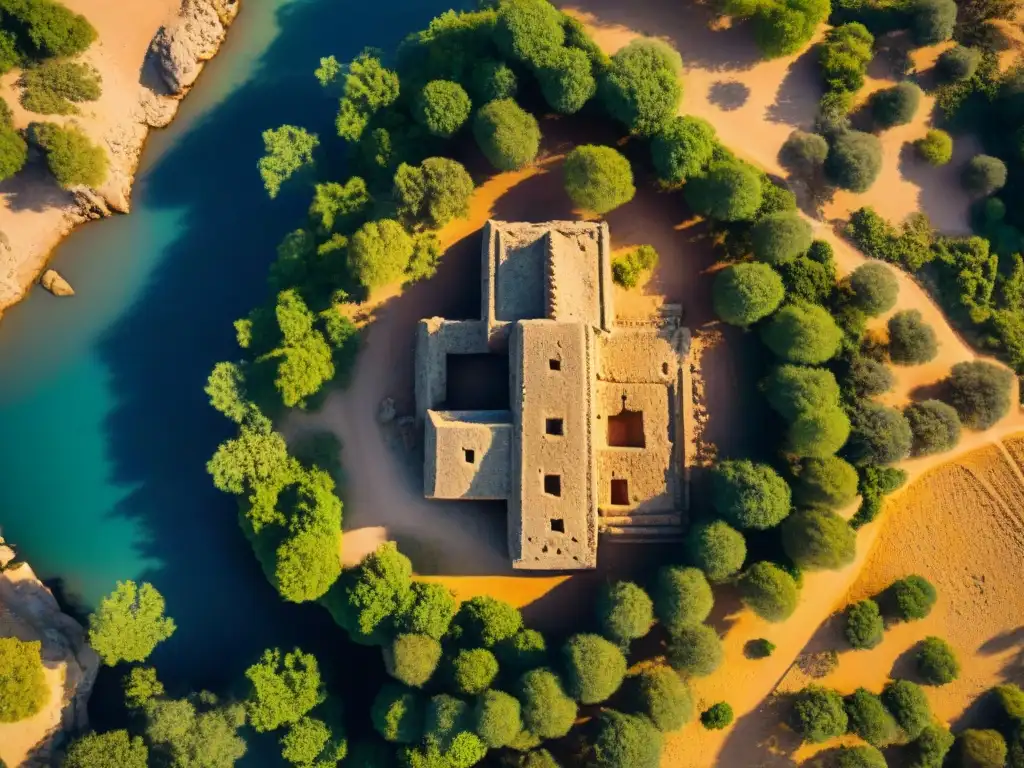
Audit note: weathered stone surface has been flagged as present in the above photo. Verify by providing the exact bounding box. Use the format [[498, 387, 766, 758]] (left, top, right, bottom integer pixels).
[[150, 0, 236, 94], [378, 397, 396, 424], [40, 269, 74, 297]]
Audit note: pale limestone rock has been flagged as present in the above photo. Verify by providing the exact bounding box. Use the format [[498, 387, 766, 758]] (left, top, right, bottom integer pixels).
[[151, 0, 235, 94], [40, 269, 74, 297]]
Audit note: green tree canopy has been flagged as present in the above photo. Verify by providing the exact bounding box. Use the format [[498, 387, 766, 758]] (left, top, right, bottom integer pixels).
[[336, 53, 400, 142], [760, 302, 843, 364], [452, 648, 499, 695], [472, 98, 541, 171], [398, 582, 457, 641], [685, 160, 764, 222], [385, 633, 442, 688], [563, 144, 635, 214], [597, 580, 654, 646], [958, 729, 1007, 768], [473, 689, 521, 748], [586, 710, 663, 768], [495, 0, 565, 67], [845, 688, 898, 747], [711, 459, 792, 530], [309, 177, 371, 236], [473, 59, 517, 102], [633, 665, 693, 732], [947, 360, 1014, 429], [752, 0, 830, 59], [561, 633, 627, 704], [245, 647, 325, 732], [738, 561, 799, 622], [825, 131, 883, 192], [666, 624, 723, 677], [496, 628, 548, 672], [394, 156, 474, 229], [751, 211, 813, 264], [793, 685, 848, 743], [0, 637, 48, 722], [870, 82, 922, 129], [651, 115, 717, 186], [0, 123, 27, 181], [88, 580, 176, 666], [449, 595, 522, 648], [144, 695, 248, 768], [916, 129, 953, 166], [700, 702, 734, 730], [889, 574, 937, 621], [711, 262, 785, 327], [371, 683, 424, 743], [962, 155, 1007, 196], [328, 541, 413, 645], [349, 219, 415, 290], [845, 599, 885, 650], [781, 509, 857, 570], [794, 456, 859, 509], [887, 309, 938, 365], [911, 0, 957, 44], [600, 38, 683, 136], [848, 262, 899, 316], [685, 519, 747, 582], [938, 45, 980, 81], [280, 714, 347, 766], [64, 731, 149, 768], [905, 399, 961, 456], [414, 80, 472, 138], [836, 745, 887, 768], [538, 46, 596, 114], [762, 365, 841, 422], [916, 636, 960, 685], [259, 125, 319, 198], [35, 121, 107, 188], [780, 130, 829, 174], [882, 679, 931, 739], [846, 402, 913, 465], [654, 565, 714, 633], [517, 667, 578, 739]]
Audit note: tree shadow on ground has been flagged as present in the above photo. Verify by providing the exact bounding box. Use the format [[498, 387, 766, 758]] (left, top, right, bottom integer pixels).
[[709, 80, 751, 111], [0, 158, 75, 213], [716, 691, 801, 767], [765, 44, 822, 129]]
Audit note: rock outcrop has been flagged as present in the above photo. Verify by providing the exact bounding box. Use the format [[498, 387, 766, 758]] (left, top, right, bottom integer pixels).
[[0, 539, 98, 768], [40, 270, 74, 297], [150, 0, 239, 95]]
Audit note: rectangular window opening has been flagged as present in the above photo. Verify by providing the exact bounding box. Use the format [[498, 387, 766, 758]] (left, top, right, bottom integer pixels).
[[543, 474, 561, 497], [550, 518, 565, 533], [608, 409, 645, 448], [464, 448, 475, 464], [611, 478, 629, 506], [549, 358, 561, 371], [545, 418, 564, 436]]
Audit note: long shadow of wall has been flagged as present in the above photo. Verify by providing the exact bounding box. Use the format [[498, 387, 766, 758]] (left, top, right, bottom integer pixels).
[[94, 0, 470, 711]]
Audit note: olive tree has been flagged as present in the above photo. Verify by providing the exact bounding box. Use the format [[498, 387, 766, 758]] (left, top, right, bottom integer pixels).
[[848, 262, 898, 316], [35, 121, 108, 188], [371, 684, 423, 743], [905, 399, 961, 456], [845, 599, 885, 650], [495, 0, 565, 67], [889, 574, 937, 621], [947, 360, 1014, 429], [600, 38, 682, 136], [760, 303, 843, 364], [962, 155, 1008, 196], [0, 123, 27, 181], [685, 519, 747, 581], [685, 160, 764, 222], [651, 115, 717, 186], [449, 595, 522, 648], [710, 459, 792, 530], [845, 688, 898, 747], [563, 144, 635, 214], [836, 745, 887, 768], [882, 679, 932, 739], [472, 99, 541, 171], [244, 647, 325, 733], [711, 262, 785, 327], [887, 309, 938, 365], [870, 82, 922, 129], [916, 636, 960, 685], [259, 125, 319, 198], [781, 509, 857, 570], [792, 685, 848, 743], [845, 402, 913, 465], [654, 565, 714, 633], [825, 131, 883, 192], [751, 211, 813, 264], [738, 562, 799, 622], [762, 365, 841, 422]]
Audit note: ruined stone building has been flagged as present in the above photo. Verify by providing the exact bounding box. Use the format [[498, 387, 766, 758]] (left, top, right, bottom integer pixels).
[[415, 221, 689, 570]]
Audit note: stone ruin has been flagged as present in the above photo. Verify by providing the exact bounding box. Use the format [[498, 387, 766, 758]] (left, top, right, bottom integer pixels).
[[415, 221, 690, 570]]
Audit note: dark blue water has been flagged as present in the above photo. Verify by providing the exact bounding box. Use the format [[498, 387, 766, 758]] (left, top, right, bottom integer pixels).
[[0, 0, 468, 707]]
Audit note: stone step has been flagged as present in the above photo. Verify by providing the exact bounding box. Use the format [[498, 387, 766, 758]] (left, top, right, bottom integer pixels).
[[598, 506, 682, 518], [599, 514, 683, 528], [602, 534, 686, 544], [599, 525, 685, 538]]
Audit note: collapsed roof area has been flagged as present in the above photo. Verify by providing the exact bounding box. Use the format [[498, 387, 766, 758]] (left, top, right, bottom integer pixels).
[[415, 221, 689, 570]]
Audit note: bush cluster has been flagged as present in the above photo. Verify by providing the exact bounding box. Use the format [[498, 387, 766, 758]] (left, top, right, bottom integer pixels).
[[600, 38, 682, 137], [712, 262, 785, 327], [887, 309, 938, 365], [825, 131, 884, 192], [651, 115, 716, 186], [20, 59, 101, 115], [916, 129, 953, 166], [685, 519, 747, 581], [710, 460, 792, 530], [612, 244, 658, 289], [761, 302, 844, 365], [793, 685, 848, 743], [916, 636, 960, 685], [946, 360, 1013, 429], [845, 598, 885, 650], [738, 561, 799, 622], [34, 121, 107, 188], [870, 82, 922, 129], [701, 702, 734, 730], [889, 574, 937, 621], [905, 399, 961, 456], [563, 144, 635, 214], [845, 688, 898, 747]]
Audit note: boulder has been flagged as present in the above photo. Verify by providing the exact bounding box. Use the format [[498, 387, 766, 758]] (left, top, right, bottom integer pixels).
[[40, 270, 74, 297], [150, 0, 235, 94]]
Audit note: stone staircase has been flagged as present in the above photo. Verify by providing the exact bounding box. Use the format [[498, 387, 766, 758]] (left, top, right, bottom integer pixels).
[[598, 507, 685, 544]]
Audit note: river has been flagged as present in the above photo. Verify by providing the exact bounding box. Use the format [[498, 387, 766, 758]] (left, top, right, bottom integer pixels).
[[0, 0, 467, 718]]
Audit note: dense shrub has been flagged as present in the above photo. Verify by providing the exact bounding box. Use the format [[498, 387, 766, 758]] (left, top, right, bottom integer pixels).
[[847, 356, 895, 397], [21, 59, 101, 115], [563, 144, 635, 214], [916, 636, 959, 685], [413, 81, 471, 139], [887, 310, 938, 364], [450, 595, 522, 648], [913, 724, 955, 768], [685, 519, 747, 581], [473, 59, 517, 103], [651, 115, 717, 186], [905, 400, 961, 456], [2, 0, 97, 58], [710, 460, 792, 530], [562, 634, 627, 704], [538, 46, 596, 114], [34, 121, 107, 188], [995, 683, 1024, 722], [846, 688, 898, 747], [666, 624, 723, 677], [781, 509, 857, 570], [889, 574, 937, 621], [836, 745, 888, 768], [776, 249, 836, 304], [399, 582, 457, 641], [654, 565, 714, 633], [597, 581, 654, 646], [473, 689, 521, 748], [0, 637, 48, 722], [452, 648, 499, 695], [587, 710, 663, 768], [496, 629, 547, 672], [0, 122, 27, 181], [819, 23, 874, 92], [394, 157, 474, 229], [612, 245, 658, 288], [794, 456, 860, 509], [789, 406, 852, 458], [751, 0, 831, 59], [244, 648, 324, 733], [494, 0, 564, 66], [846, 402, 913, 465], [88, 580, 176, 666], [826, 131, 883, 192], [633, 665, 693, 732], [882, 680, 931, 739], [871, 82, 922, 128], [962, 155, 1008, 196], [817, 89, 855, 135], [780, 130, 829, 173], [746, 638, 776, 658], [386, 634, 442, 688], [738, 561, 799, 622], [751, 211, 813, 264], [761, 303, 843, 364], [472, 98, 540, 171], [937, 45, 980, 81], [958, 729, 1008, 768], [685, 160, 763, 221], [348, 219, 414, 290], [848, 262, 899, 316], [701, 702, 734, 730], [916, 130, 953, 166], [711, 262, 785, 327], [845, 599, 885, 649], [793, 685, 848, 743], [762, 365, 841, 422], [910, 0, 957, 44], [600, 38, 682, 136], [946, 361, 1014, 429], [517, 668, 578, 739], [63, 731, 148, 768]]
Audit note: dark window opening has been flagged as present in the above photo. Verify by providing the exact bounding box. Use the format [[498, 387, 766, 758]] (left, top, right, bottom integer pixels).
[[550, 518, 565, 533], [662, 362, 670, 375], [544, 474, 561, 497], [608, 409, 645, 448], [549, 358, 561, 371], [545, 418, 564, 436], [464, 448, 475, 464], [444, 354, 510, 410], [611, 478, 629, 505]]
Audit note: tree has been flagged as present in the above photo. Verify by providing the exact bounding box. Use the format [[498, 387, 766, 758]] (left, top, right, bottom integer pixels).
[[563, 145, 635, 214], [947, 360, 1014, 429], [597, 581, 653, 646], [825, 131, 883, 192], [685, 160, 763, 222], [64, 731, 148, 768], [612, 245, 658, 288], [845, 688, 898, 747], [562, 634, 627, 704], [845, 599, 885, 650], [336, 53, 399, 142], [0, 123, 26, 181], [272, 475, 342, 603], [685, 519, 747, 582], [494, 0, 565, 67], [0, 637, 48, 722], [328, 541, 413, 645], [496, 629, 547, 672], [781, 509, 857, 570], [205, 362, 249, 423], [244, 647, 325, 732], [5, 0, 96, 58], [889, 574, 937, 621], [280, 715, 346, 765], [963, 155, 1008, 196], [207, 411, 295, 515], [449, 595, 522, 648], [762, 302, 843, 364], [958, 729, 1007, 768], [887, 310, 938, 365], [848, 262, 899, 316], [711, 262, 785, 327], [414, 80, 471, 138], [654, 565, 714, 633], [711, 460, 791, 530], [794, 456, 859, 509], [474, 689, 521, 747], [738, 561, 799, 622], [385, 634, 442, 688], [472, 98, 540, 171], [848, 356, 894, 397], [124, 666, 164, 711], [870, 82, 922, 129], [349, 219, 415, 290], [916, 130, 953, 166], [398, 582, 457, 641], [836, 745, 887, 768], [780, 130, 829, 174], [881, 679, 931, 738], [792, 685, 848, 743], [34, 121, 107, 188], [600, 38, 682, 136], [937, 45, 980, 81], [394, 157, 474, 229], [633, 665, 693, 732], [88, 580, 175, 666], [905, 400, 961, 456], [473, 59, 517, 102], [309, 177, 371, 235], [651, 115, 717, 186], [586, 710, 663, 768], [751, 211, 813, 264], [762, 365, 841, 422], [788, 404, 851, 458], [911, 0, 957, 44], [538, 46, 596, 114], [144, 695, 248, 768], [995, 683, 1024, 722], [913, 725, 955, 768], [752, 0, 830, 58], [517, 667, 578, 739], [846, 402, 913, 465], [701, 702, 734, 729], [259, 126, 319, 198], [819, 23, 873, 92], [666, 624, 723, 677], [916, 636, 959, 685], [521, 750, 560, 768], [371, 684, 423, 743], [452, 648, 499, 695]]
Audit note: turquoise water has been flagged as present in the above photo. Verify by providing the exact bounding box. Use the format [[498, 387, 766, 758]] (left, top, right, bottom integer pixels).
[[0, 0, 467, 698]]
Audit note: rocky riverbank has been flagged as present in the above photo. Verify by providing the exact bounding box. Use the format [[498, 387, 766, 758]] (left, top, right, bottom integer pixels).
[[0, 0, 240, 318], [0, 538, 99, 767]]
